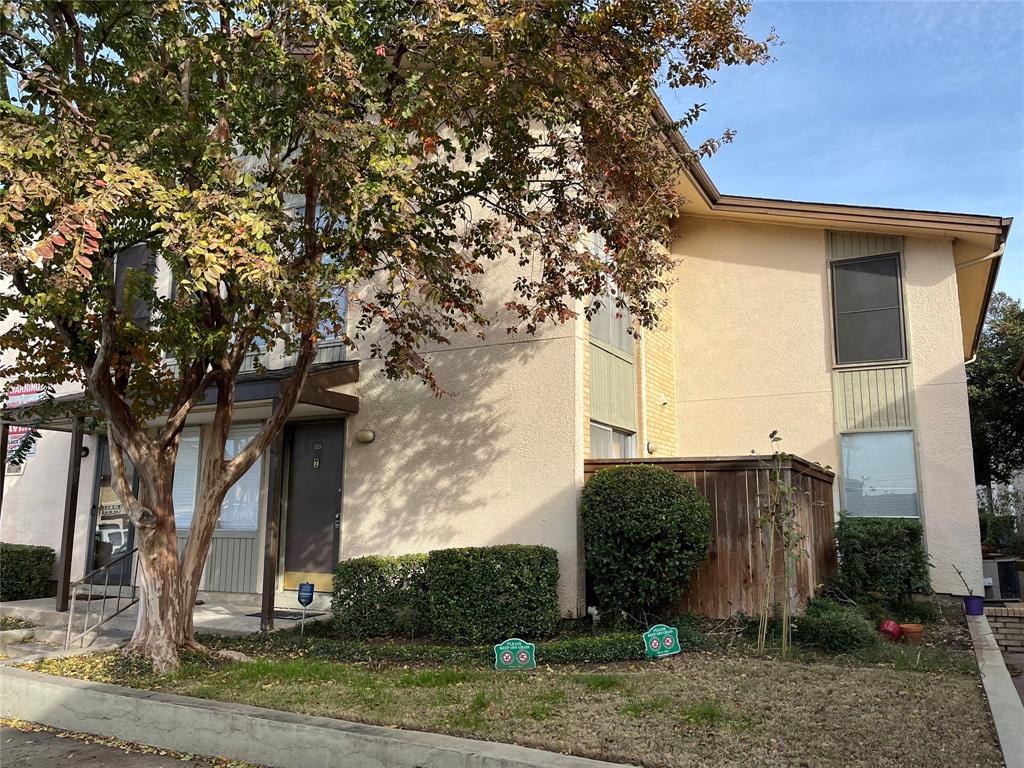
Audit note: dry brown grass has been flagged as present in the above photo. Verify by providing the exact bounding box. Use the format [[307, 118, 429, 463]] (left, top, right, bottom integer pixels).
[[32, 647, 1001, 767]]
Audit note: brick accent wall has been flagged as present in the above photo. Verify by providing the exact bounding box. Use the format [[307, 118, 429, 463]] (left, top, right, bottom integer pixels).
[[581, 292, 679, 460], [582, 324, 591, 458], [985, 604, 1024, 654], [638, 292, 679, 457]]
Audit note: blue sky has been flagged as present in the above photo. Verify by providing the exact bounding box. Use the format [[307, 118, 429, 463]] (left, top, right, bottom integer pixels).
[[660, 0, 1024, 300]]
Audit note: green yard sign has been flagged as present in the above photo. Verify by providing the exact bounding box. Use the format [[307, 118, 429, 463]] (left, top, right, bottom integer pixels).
[[643, 624, 680, 659], [494, 638, 536, 671]]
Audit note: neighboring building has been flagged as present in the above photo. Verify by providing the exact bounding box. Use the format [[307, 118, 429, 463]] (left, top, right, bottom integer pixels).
[[0, 109, 1011, 612]]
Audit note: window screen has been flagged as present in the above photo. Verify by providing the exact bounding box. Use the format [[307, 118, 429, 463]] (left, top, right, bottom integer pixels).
[[841, 431, 919, 517], [590, 298, 633, 356], [832, 254, 905, 364]]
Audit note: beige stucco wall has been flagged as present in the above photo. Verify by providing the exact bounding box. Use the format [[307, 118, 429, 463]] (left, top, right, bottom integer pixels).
[[0, 430, 98, 582], [335, 248, 587, 616], [670, 217, 982, 595], [339, 333, 584, 615], [639, 291, 680, 457], [902, 237, 982, 594], [671, 218, 839, 467]]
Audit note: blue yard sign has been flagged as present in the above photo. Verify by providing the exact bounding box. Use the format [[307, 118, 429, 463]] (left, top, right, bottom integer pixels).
[[643, 624, 680, 659], [297, 582, 315, 635]]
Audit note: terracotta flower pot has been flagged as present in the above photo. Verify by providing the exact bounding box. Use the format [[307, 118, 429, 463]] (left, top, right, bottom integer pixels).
[[900, 623, 924, 646]]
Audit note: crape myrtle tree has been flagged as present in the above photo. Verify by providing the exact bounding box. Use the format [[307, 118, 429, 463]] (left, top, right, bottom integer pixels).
[[0, 0, 771, 671]]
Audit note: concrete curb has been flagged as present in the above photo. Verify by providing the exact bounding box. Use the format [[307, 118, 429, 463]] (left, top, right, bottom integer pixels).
[[0, 667, 634, 768], [967, 615, 1024, 768]]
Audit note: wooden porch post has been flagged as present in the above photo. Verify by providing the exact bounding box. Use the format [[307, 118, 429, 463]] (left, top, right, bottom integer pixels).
[[260, 423, 286, 632], [0, 421, 9, 522], [55, 417, 85, 611]]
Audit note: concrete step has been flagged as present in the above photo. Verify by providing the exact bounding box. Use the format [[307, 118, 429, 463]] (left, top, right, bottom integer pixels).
[[33, 625, 134, 648]]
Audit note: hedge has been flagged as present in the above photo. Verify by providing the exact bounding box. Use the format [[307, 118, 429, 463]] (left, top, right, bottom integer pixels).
[[426, 545, 561, 644], [793, 598, 877, 653], [0, 542, 56, 602], [332, 554, 429, 638], [580, 464, 711, 620], [204, 621, 707, 666], [833, 515, 931, 600]]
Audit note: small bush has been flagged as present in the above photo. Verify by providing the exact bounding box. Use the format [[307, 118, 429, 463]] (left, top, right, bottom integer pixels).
[[833, 515, 930, 600], [982, 514, 1018, 549], [0, 542, 56, 602], [580, 464, 711, 620], [793, 598, 877, 653], [426, 545, 560, 644], [332, 554, 429, 638]]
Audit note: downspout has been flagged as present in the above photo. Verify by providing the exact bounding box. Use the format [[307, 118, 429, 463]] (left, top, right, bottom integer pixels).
[[958, 240, 1006, 366]]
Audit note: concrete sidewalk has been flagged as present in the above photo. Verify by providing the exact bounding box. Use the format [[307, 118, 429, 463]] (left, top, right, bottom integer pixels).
[[967, 615, 1024, 768], [0, 667, 634, 768]]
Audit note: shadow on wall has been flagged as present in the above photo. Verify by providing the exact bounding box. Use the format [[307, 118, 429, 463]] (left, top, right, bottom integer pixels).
[[340, 332, 580, 568]]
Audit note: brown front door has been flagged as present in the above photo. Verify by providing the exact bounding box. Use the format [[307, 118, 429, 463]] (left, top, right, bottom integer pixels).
[[283, 421, 345, 592]]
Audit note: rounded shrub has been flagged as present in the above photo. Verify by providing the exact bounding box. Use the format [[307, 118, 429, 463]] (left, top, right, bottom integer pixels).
[[580, 465, 712, 620], [793, 598, 877, 653]]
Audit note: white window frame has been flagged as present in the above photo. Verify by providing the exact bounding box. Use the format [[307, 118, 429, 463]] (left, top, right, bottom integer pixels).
[[589, 420, 638, 460], [838, 428, 922, 519]]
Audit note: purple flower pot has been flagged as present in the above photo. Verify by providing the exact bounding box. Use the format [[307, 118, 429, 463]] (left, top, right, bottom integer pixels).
[[964, 595, 984, 616]]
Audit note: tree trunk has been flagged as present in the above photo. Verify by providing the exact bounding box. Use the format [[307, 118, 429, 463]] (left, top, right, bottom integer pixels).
[[126, 487, 189, 674]]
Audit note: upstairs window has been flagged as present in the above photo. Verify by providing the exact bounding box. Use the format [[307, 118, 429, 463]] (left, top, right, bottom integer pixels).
[[590, 298, 634, 357], [831, 253, 906, 365]]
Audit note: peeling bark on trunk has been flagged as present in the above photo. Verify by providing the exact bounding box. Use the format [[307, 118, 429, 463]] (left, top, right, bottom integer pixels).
[[104, 335, 318, 674]]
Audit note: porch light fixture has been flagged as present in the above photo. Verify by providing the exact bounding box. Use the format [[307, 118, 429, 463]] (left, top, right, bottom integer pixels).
[[355, 430, 375, 444]]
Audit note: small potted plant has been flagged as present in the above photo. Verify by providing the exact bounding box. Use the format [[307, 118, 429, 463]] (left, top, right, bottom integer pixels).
[[953, 564, 985, 616]]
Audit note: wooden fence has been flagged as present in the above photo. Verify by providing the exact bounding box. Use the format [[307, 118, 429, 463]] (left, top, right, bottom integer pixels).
[[583, 456, 837, 619]]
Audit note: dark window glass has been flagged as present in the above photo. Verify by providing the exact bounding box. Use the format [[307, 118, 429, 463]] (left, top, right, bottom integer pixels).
[[832, 254, 905, 364]]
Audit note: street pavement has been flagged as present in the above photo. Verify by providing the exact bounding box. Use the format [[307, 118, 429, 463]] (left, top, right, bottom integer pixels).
[[0, 725, 221, 767]]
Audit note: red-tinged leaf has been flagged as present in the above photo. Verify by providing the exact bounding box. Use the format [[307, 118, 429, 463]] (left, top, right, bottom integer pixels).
[[51, 233, 66, 247], [35, 243, 54, 260], [94, 179, 107, 187], [76, 254, 93, 268]]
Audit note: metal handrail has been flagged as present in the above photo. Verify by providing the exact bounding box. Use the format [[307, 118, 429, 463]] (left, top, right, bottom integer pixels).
[[64, 547, 139, 649]]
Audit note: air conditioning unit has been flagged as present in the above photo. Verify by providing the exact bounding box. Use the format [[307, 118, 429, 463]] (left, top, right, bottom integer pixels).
[[982, 557, 1021, 601]]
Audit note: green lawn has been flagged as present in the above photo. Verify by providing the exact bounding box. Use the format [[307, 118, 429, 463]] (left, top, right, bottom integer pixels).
[[27, 638, 1000, 768]]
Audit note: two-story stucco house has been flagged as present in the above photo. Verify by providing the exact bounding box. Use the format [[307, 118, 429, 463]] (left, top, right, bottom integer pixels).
[[0, 112, 1010, 620]]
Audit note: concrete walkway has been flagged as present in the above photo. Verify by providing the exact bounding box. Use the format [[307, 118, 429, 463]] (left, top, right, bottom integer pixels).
[[0, 595, 270, 637], [1, 725, 228, 767], [1004, 650, 1024, 704], [967, 615, 1024, 768]]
